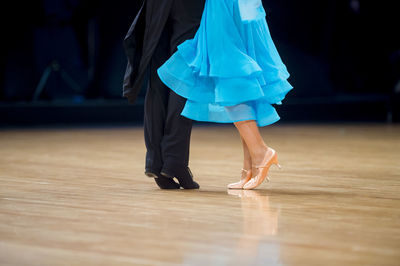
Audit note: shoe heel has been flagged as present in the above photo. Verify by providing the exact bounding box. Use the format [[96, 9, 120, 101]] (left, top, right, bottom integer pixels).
[[271, 154, 282, 169]]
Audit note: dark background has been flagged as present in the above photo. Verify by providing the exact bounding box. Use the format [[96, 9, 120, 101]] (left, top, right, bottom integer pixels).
[[1, 0, 399, 126]]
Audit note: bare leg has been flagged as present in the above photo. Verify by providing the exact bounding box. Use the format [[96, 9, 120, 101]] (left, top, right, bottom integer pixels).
[[241, 136, 252, 170], [227, 136, 253, 189], [234, 120, 269, 166], [233, 120, 280, 190]]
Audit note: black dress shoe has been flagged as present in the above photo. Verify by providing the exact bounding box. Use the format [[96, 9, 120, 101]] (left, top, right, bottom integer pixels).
[[161, 167, 200, 189], [145, 171, 180, 189], [144, 171, 158, 178]]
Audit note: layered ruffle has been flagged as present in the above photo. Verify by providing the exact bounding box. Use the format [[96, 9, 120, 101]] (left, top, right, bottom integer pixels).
[[157, 0, 293, 127]]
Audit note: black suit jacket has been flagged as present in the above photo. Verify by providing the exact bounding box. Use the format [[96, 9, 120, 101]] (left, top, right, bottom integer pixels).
[[122, 0, 204, 104]]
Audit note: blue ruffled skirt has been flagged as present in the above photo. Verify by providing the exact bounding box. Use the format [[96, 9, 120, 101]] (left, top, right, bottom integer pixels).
[[157, 0, 293, 127]]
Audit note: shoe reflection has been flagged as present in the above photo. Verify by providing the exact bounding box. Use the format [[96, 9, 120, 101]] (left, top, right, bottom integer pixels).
[[228, 190, 279, 236], [228, 190, 280, 263]]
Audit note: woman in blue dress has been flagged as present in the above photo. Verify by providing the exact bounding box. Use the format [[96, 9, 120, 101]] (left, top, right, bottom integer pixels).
[[157, 0, 293, 189]]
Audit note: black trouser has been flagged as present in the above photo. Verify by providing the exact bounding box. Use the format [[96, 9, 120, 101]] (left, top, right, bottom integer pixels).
[[144, 0, 203, 174]]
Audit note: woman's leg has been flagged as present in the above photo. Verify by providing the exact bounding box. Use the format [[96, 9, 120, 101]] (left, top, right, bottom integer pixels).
[[233, 120, 280, 189], [234, 120, 269, 165], [227, 136, 253, 189], [241, 136, 252, 171]]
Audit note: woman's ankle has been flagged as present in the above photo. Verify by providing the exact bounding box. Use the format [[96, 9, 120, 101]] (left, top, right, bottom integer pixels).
[[251, 145, 270, 165], [243, 163, 252, 171]]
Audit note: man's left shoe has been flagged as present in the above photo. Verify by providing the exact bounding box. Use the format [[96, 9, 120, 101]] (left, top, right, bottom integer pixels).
[[145, 171, 181, 189], [161, 167, 200, 189], [145, 171, 158, 179]]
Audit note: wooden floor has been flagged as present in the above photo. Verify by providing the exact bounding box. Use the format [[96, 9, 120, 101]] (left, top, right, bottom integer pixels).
[[0, 124, 399, 266]]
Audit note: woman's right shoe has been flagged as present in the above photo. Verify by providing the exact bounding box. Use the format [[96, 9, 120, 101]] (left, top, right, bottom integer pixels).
[[227, 169, 252, 189], [243, 148, 281, 190]]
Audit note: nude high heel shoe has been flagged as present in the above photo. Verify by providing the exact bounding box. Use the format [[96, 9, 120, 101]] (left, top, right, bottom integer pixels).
[[243, 148, 281, 190], [227, 169, 252, 189]]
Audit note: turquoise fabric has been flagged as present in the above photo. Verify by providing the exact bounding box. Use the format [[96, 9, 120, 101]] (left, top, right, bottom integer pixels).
[[157, 0, 293, 127], [238, 0, 265, 22]]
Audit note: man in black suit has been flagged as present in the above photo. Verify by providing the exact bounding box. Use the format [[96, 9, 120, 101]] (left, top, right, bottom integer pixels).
[[123, 0, 205, 189]]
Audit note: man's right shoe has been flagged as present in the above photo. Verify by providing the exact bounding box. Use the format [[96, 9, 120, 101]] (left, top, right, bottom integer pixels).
[[161, 167, 200, 189]]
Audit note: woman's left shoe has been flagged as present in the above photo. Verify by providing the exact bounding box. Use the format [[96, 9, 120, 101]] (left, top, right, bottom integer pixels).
[[227, 169, 252, 189], [243, 148, 281, 190]]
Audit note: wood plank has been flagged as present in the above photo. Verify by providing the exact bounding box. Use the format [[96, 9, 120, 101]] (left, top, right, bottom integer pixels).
[[0, 124, 399, 265]]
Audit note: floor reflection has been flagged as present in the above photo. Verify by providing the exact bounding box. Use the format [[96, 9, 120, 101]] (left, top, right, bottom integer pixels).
[[228, 190, 282, 265]]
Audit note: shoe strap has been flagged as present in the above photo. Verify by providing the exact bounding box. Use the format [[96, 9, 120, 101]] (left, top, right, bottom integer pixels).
[[253, 164, 269, 169], [252, 149, 276, 169]]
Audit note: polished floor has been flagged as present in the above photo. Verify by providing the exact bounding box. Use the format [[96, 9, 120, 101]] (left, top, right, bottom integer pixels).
[[0, 124, 399, 266]]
